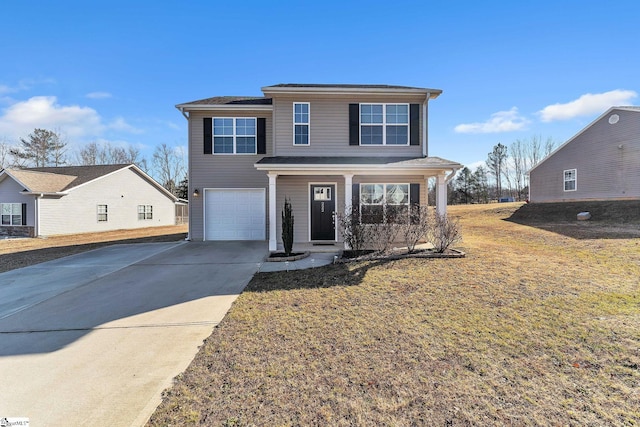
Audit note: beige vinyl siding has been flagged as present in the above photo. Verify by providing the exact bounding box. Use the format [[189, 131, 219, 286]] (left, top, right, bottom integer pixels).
[[38, 168, 175, 236], [188, 110, 272, 241], [530, 109, 640, 202], [272, 94, 425, 157], [0, 177, 35, 226], [273, 174, 427, 245]]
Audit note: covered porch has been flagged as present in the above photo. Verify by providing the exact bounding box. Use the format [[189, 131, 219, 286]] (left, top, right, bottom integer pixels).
[[255, 156, 462, 251]]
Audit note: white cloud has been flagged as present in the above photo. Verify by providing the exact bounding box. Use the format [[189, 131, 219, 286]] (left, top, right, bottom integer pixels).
[[109, 117, 144, 134], [0, 78, 56, 95], [538, 89, 637, 122], [86, 91, 112, 99], [454, 107, 530, 134], [0, 96, 103, 139], [466, 160, 486, 172]]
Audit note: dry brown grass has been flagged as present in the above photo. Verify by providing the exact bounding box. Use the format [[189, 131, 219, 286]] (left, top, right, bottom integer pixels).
[[148, 203, 640, 426], [0, 225, 187, 273]]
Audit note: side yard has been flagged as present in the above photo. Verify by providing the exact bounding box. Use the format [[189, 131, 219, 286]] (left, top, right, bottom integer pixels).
[[0, 225, 187, 273], [147, 203, 640, 425]]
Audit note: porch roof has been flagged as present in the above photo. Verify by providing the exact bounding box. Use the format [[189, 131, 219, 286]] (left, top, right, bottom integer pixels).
[[255, 156, 462, 175]]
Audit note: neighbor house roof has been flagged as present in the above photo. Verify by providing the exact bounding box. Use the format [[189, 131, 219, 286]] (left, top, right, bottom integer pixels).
[[1, 164, 177, 200]]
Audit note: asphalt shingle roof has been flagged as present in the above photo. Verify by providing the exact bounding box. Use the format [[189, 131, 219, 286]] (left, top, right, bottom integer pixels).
[[7, 164, 130, 192]]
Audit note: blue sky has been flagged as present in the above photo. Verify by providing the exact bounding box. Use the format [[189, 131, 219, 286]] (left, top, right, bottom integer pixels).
[[1, 0, 638, 173]]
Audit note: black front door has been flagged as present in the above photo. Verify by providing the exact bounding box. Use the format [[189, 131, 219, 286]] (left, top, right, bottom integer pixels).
[[310, 184, 336, 241]]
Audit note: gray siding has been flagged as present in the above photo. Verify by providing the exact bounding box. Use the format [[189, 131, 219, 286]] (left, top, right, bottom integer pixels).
[[38, 168, 176, 236], [188, 110, 273, 241], [530, 109, 640, 202], [274, 174, 427, 245], [0, 176, 36, 226], [273, 94, 425, 157]]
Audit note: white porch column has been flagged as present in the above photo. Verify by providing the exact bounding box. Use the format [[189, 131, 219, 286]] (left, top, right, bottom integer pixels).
[[436, 173, 447, 216], [268, 173, 278, 251], [343, 174, 353, 250]]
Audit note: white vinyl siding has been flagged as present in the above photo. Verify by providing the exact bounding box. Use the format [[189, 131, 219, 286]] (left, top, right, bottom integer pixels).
[[293, 102, 309, 145]]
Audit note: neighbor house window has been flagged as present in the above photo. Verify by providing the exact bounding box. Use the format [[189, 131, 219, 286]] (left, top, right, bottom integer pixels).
[[360, 183, 410, 223], [564, 169, 576, 191], [293, 102, 309, 145], [0, 203, 22, 226], [97, 204, 108, 222], [138, 205, 153, 220], [213, 118, 256, 154], [360, 104, 409, 145]]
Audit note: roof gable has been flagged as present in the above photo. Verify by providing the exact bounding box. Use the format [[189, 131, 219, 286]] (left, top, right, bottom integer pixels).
[[22, 164, 131, 191], [529, 106, 640, 173]]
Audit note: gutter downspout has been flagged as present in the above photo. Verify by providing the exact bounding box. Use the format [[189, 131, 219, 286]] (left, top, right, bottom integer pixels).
[[445, 168, 459, 184], [422, 92, 430, 157]]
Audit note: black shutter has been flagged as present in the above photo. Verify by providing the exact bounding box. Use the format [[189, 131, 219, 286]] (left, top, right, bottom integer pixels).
[[21, 203, 27, 225], [410, 183, 420, 224], [410, 104, 420, 146], [257, 117, 266, 154], [203, 118, 212, 154], [349, 104, 359, 146]]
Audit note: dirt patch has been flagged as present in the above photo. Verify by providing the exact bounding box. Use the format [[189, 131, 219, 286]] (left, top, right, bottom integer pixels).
[[0, 225, 187, 273]]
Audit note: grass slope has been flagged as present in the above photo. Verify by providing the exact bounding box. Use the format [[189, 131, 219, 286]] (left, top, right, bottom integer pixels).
[[148, 204, 640, 426]]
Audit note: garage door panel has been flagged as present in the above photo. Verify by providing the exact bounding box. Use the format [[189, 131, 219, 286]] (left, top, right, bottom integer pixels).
[[205, 189, 265, 241]]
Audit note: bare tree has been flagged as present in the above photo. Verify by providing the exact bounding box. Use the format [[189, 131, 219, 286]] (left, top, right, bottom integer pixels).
[[509, 139, 526, 200], [0, 137, 13, 169], [76, 141, 148, 170], [152, 143, 186, 196], [11, 128, 67, 167]]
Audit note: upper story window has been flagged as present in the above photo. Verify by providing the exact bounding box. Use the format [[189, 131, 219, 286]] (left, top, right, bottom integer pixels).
[[213, 118, 256, 154], [360, 104, 409, 145], [1, 203, 22, 226], [293, 103, 309, 145], [564, 169, 576, 191]]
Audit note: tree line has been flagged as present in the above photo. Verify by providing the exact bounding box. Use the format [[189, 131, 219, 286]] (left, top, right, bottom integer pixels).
[[0, 128, 189, 199], [430, 135, 556, 204]]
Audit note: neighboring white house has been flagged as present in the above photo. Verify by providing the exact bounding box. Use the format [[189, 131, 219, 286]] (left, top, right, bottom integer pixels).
[[529, 106, 640, 203], [0, 164, 179, 237]]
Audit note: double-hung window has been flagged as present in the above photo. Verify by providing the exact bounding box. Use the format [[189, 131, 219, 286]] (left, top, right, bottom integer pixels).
[[97, 204, 108, 222], [293, 102, 309, 145], [1, 203, 22, 226], [138, 205, 153, 220], [213, 118, 256, 154], [564, 169, 576, 191], [360, 104, 409, 145], [360, 183, 410, 223]]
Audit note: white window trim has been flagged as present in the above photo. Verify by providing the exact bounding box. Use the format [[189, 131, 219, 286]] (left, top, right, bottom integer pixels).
[[563, 168, 577, 192], [0, 202, 22, 226], [138, 205, 153, 220], [212, 117, 257, 155], [293, 102, 310, 146], [359, 103, 410, 146], [97, 204, 108, 222], [359, 183, 411, 223]]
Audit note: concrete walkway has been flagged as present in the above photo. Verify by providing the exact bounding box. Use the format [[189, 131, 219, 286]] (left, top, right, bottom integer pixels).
[[0, 241, 267, 427]]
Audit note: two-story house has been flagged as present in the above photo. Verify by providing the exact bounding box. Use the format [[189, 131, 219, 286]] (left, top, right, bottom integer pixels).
[[177, 84, 462, 251]]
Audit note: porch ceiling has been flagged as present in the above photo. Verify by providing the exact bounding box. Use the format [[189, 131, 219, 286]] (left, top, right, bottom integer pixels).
[[254, 156, 462, 176]]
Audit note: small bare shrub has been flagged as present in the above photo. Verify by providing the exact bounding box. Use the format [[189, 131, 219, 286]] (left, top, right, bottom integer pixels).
[[337, 206, 372, 252], [428, 212, 462, 253], [401, 205, 432, 253]]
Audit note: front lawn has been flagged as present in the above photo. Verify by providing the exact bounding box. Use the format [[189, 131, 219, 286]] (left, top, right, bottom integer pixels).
[[148, 203, 640, 426]]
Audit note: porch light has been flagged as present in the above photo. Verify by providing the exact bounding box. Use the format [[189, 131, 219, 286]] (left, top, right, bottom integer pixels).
[[193, 189, 199, 197]]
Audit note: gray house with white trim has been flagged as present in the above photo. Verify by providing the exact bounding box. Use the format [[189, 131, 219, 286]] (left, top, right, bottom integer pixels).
[[529, 107, 640, 203], [0, 164, 179, 237], [177, 84, 462, 250]]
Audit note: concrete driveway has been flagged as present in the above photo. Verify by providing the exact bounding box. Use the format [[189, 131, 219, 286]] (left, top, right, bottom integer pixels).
[[0, 240, 267, 426]]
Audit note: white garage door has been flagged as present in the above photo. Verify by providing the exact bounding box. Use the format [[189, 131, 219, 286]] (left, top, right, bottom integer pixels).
[[204, 189, 266, 240]]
